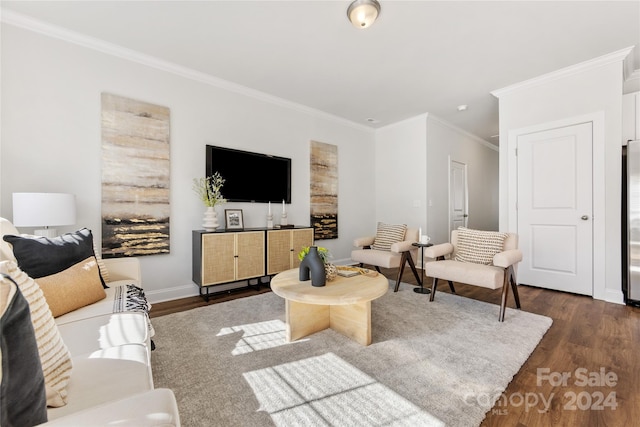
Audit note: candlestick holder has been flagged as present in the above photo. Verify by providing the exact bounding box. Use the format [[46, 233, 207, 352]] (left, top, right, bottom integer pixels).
[[267, 213, 274, 229], [280, 211, 288, 226]]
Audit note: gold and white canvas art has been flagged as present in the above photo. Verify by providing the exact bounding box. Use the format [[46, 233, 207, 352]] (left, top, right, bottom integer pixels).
[[310, 140, 338, 240], [101, 93, 170, 257]]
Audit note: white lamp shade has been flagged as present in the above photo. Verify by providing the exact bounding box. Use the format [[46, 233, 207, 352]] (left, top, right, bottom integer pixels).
[[347, 0, 381, 29], [12, 193, 77, 227]]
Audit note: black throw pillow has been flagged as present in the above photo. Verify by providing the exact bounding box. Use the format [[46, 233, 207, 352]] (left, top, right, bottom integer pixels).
[[3, 228, 107, 288], [0, 273, 48, 426]]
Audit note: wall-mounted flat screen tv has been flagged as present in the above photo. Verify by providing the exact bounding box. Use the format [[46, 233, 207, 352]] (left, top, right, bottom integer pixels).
[[206, 145, 292, 203]]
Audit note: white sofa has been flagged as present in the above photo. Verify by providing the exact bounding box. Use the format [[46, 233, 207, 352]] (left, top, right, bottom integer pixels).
[[0, 217, 180, 426]]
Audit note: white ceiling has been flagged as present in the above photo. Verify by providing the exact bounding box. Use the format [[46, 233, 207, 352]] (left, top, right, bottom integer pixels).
[[2, 1, 639, 144]]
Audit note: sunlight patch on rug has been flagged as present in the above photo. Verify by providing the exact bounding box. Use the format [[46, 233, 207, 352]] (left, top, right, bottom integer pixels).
[[244, 352, 445, 426], [217, 319, 308, 355]]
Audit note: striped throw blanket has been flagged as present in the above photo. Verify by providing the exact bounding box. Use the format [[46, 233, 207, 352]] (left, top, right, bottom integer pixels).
[[113, 284, 155, 337]]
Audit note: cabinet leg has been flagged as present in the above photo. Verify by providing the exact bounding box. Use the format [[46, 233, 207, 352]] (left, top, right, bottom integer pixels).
[[199, 287, 210, 302]]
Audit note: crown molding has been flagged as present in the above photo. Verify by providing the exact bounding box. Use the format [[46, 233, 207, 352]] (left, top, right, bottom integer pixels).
[[491, 46, 635, 98], [627, 69, 640, 81], [1, 9, 375, 133], [376, 112, 497, 151], [427, 114, 498, 152], [376, 113, 429, 132]]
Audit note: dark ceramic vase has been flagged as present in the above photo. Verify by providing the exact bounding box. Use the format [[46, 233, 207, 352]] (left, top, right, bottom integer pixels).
[[299, 246, 326, 287]]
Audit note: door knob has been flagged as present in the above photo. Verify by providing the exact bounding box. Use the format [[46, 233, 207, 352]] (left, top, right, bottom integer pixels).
[[581, 215, 589, 220]]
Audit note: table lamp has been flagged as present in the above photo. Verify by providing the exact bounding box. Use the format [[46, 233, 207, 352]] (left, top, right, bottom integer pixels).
[[12, 192, 77, 238]]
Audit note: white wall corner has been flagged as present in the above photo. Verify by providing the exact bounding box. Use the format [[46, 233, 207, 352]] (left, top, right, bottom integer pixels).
[[623, 45, 637, 82], [624, 69, 640, 94]]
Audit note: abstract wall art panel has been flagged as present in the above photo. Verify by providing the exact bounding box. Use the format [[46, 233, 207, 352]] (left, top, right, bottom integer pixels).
[[310, 140, 338, 240], [101, 93, 170, 257]]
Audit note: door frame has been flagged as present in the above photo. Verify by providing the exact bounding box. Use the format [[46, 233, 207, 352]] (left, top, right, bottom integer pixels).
[[507, 112, 606, 300]]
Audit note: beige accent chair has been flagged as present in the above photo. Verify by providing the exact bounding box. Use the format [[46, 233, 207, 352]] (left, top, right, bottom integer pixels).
[[424, 229, 522, 321], [351, 227, 420, 292]]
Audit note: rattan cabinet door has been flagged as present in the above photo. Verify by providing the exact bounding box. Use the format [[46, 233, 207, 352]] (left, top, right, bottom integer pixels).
[[291, 228, 314, 269], [201, 233, 236, 285], [267, 230, 291, 275], [236, 231, 265, 280], [267, 228, 314, 275]]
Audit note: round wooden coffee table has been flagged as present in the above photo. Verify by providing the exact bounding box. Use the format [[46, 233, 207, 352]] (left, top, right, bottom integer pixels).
[[270, 268, 388, 346]]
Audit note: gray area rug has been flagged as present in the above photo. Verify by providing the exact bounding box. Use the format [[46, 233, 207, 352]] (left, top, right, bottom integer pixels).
[[151, 282, 552, 427]]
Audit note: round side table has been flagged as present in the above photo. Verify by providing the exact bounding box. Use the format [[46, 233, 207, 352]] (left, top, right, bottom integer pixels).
[[412, 242, 433, 294]]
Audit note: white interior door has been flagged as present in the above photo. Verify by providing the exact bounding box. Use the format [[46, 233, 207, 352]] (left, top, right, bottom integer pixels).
[[517, 122, 593, 295], [449, 160, 468, 235]]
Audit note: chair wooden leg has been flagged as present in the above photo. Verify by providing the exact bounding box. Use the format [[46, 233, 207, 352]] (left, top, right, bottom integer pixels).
[[509, 266, 521, 309], [429, 277, 438, 301], [448, 281, 456, 293], [393, 252, 407, 292], [393, 251, 423, 292], [394, 254, 407, 292], [431, 255, 455, 293], [499, 268, 511, 322]]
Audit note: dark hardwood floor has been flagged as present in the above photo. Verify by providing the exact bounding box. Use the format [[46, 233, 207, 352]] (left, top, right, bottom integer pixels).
[[150, 267, 640, 426]]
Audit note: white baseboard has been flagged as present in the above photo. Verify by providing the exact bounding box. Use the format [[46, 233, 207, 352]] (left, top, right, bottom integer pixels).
[[146, 260, 359, 305], [145, 277, 272, 304], [146, 283, 199, 304], [604, 288, 625, 305]]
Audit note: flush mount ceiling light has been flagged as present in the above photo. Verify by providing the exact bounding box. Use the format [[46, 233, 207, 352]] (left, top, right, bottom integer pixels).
[[347, 0, 381, 29]]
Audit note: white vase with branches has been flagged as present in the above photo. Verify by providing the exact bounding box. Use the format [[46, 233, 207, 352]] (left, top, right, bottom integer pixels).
[[193, 172, 226, 231]]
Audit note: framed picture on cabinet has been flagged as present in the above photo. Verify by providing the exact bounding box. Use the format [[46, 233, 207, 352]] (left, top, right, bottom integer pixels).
[[225, 209, 244, 230]]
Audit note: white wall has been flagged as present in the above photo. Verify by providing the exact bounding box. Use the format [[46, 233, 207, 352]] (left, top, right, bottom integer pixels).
[[374, 115, 427, 231], [426, 116, 499, 245], [0, 24, 376, 302], [373, 113, 499, 250], [494, 51, 627, 303]]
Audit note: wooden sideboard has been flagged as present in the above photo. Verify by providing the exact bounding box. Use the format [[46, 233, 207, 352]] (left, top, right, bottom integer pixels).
[[192, 227, 313, 300]]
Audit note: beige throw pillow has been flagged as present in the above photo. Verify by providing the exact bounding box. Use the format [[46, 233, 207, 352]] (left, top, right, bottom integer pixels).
[[371, 223, 407, 251], [36, 256, 107, 318], [0, 260, 72, 407], [454, 227, 508, 265], [93, 241, 110, 284]]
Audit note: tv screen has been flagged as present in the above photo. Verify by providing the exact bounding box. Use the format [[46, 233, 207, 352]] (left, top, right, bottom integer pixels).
[[206, 145, 292, 203]]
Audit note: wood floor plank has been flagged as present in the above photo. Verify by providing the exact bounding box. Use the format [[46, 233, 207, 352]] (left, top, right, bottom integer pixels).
[[150, 266, 640, 426]]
